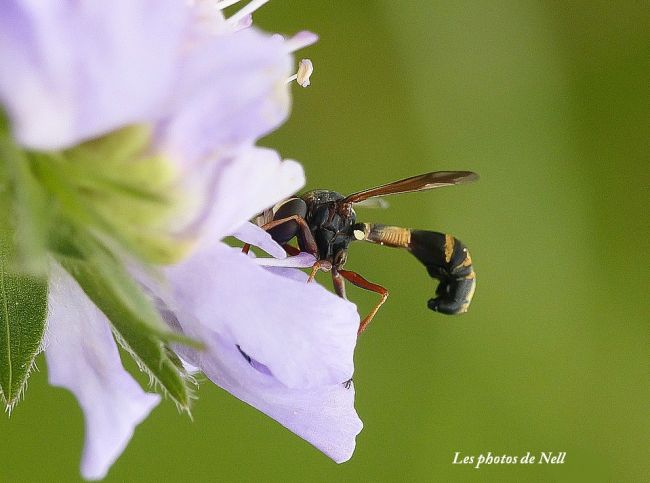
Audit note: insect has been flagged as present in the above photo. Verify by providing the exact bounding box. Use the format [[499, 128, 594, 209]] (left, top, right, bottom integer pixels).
[[244, 171, 478, 335]]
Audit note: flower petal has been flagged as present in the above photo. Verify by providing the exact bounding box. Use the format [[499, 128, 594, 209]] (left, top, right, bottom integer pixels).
[[0, 0, 187, 150], [283, 30, 319, 53], [185, 147, 304, 245], [157, 27, 293, 164], [165, 243, 359, 388], [263, 266, 312, 283], [190, 0, 228, 35], [181, 333, 362, 463], [253, 252, 317, 268], [231, 221, 286, 259], [44, 263, 160, 480]]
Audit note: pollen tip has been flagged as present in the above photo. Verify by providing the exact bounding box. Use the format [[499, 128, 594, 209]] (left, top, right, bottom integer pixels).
[[297, 59, 314, 87]]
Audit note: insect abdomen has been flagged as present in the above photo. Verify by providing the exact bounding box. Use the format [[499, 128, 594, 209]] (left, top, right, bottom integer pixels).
[[408, 230, 476, 315], [353, 223, 476, 315]]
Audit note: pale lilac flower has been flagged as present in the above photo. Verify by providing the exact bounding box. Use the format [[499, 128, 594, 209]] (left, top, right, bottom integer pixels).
[[0, 0, 362, 479], [155, 232, 362, 462]]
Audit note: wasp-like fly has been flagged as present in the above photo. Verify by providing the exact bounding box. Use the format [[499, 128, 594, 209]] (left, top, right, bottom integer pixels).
[[244, 171, 478, 334]]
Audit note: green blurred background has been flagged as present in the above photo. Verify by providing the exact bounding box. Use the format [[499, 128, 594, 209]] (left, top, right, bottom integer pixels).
[[1, 1, 648, 481]]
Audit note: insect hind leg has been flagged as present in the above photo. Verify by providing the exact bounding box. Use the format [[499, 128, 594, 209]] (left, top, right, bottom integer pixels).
[[338, 269, 389, 334]]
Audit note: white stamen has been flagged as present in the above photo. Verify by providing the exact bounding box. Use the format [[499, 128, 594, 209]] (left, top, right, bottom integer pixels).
[[214, 0, 242, 8], [227, 0, 270, 25], [287, 59, 314, 87]]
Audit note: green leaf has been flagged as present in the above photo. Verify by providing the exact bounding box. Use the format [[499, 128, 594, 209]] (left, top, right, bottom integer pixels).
[[0, 241, 48, 410], [0, 114, 49, 274], [52, 228, 199, 346], [56, 250, 195, 410]]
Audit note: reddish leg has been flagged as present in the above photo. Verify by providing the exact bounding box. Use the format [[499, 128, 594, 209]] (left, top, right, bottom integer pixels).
[[338, 269, 389, 335], [283, 244, 301, 256], [334, 268, 353, 389], [241, 215, 318, 256], [331, 268, 347, 299], [307, 260, 332, 282], [259, 215, 318, 255], [243, 243, 300, 257]]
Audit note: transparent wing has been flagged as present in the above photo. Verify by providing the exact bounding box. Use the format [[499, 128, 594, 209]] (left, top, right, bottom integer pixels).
[[353, 197, 389, 209], [344, 171, 478, 204]]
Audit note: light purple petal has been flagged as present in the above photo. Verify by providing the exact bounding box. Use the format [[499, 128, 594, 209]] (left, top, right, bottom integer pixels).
[[0, 0, 187, 150], [189, 0, 228, 35], [165, 243, 359, 389], [179, 333, 362, 463], [185, 147, 304, 245], [45, 264, 160, 480], [232, 221, 286, 259], [283, 30, 319, 52], [156, 27, 293, 164], [253, 252, 317, 268], [263, 266, 312, 283]]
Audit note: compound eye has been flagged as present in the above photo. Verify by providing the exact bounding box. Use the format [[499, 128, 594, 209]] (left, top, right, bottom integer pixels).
[[268, 197, 308, 244]]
